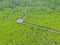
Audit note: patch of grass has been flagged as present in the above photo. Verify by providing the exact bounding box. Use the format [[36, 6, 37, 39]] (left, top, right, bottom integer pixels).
[[24, 12, 60, 30], [0, 8, 23, 22], [0, 22, 60, 45], [0, 8, 60, 45]]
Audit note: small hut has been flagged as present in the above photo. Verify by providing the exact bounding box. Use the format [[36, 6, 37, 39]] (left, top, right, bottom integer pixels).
[[16, 18, 24, 23]]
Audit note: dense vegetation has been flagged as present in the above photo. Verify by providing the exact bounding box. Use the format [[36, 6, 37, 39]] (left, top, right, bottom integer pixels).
[[0, 0, 60, 12]]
